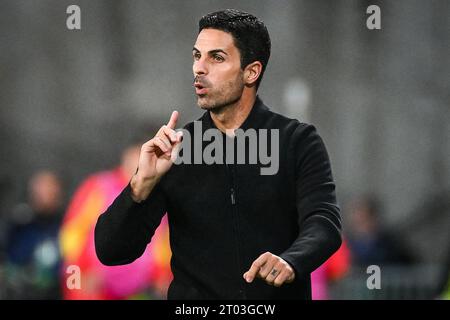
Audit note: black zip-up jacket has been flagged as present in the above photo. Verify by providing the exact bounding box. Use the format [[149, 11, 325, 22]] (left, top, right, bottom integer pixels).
[[95, 96, 342, 299]]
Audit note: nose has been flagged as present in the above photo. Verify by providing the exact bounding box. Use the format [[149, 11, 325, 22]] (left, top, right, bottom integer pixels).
[[193, 58, 208, 77]]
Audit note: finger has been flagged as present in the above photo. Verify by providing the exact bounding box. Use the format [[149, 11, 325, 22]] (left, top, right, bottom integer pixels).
[[170, 134, 183, 162], [273, 269, 291, 287], [150, 138, 169, 154], [262, 261, 283, 284], [163, 126, 178, 143], [154, 137, 172, 156], [167, 111, 179, 129], [176, 130, 183, 142], [244, 263, 261, 283], [155, 135, 172, 153], [245, 252, 271, 283], [258, 257, 278, 279], [285, 271, 295, 283]]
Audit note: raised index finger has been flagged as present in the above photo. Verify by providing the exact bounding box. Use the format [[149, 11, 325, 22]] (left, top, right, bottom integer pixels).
[[167, 111, 179, 129]]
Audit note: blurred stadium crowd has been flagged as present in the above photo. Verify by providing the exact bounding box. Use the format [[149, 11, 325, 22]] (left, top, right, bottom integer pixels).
[[0, 157, 448, 299]]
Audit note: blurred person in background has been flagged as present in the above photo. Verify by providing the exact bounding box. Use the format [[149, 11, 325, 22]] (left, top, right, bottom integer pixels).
[[59, 140, 172, 300], [5, 170, 63, 299], [346, 196, 414, 267]]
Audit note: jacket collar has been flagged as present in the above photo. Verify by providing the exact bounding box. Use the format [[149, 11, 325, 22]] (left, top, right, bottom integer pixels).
[[201, 95, 269, 132]]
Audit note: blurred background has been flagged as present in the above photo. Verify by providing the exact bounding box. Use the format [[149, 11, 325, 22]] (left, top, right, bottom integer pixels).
[[0, 0, 449, 299]]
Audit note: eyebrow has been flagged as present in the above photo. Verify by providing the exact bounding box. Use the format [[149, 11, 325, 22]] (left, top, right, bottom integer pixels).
[[192, 47, 228, 56]]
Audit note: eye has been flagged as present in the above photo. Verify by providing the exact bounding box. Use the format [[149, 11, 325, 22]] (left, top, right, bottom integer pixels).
[[193, 52, 201, 60], [213, 54, 224, 62]]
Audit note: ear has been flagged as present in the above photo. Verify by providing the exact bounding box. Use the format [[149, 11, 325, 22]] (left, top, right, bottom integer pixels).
[[243, 61, 263, 86]]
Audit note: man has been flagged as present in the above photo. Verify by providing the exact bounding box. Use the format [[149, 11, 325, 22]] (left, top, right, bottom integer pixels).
[[95, 9, 342, 299]]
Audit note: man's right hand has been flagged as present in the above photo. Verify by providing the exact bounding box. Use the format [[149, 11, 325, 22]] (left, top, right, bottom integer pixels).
[[130, 111, 183, 202]]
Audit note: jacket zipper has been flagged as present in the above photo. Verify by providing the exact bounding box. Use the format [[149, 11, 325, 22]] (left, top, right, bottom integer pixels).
[[230, 188, 236, 204], [227, 163, 246, 299]]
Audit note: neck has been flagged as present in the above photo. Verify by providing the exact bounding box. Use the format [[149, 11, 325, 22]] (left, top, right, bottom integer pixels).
[[210, 90, 256, 133]]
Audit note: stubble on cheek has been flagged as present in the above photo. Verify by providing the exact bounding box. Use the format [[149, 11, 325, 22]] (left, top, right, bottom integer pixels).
[[198, 75, 244, 111]]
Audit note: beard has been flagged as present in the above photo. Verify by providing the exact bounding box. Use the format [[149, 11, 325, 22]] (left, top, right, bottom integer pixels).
[[196, 74, 245, 112]]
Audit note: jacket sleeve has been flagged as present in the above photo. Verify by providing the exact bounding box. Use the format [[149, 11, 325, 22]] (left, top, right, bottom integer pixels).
[[94, 182, 167, 266], [280, 123, 342, 279]]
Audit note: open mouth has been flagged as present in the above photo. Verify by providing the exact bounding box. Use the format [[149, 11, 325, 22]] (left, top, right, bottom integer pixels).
[[194, 83, 208, 95]]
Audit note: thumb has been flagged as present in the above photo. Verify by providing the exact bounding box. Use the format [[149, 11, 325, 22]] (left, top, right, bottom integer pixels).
[[170, 131, 183, 163]]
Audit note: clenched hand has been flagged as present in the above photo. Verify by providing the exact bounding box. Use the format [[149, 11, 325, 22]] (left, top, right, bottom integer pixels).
[[243, 252, 295, 287]]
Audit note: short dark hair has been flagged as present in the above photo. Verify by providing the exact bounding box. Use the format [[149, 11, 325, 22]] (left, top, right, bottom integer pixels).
[[199, 9, 271, 90]]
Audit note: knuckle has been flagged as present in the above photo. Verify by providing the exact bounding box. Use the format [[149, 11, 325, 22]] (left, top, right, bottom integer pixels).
[[143, 140, 154, 149], [268, 259, 278, 267], [154, 137, 162, 144]]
